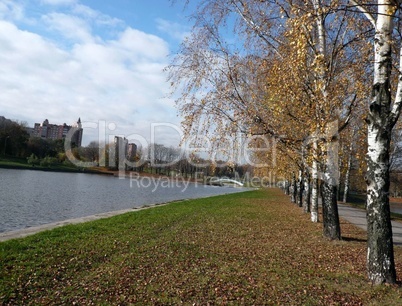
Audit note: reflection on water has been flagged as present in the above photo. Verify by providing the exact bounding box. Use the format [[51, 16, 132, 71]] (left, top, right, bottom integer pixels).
[[0, 169, 249, 233]]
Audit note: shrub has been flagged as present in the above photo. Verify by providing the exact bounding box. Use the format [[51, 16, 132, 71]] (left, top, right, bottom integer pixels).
[[27, 153, 40, 166]]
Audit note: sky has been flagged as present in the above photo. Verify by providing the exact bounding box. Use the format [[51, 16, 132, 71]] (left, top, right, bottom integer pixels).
[[0, 0, 197, 147]]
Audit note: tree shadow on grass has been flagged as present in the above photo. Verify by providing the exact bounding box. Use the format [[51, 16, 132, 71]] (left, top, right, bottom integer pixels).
[[341, 236, 367, 243]]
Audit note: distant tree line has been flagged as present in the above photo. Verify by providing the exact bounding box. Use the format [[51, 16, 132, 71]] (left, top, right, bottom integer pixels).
[[99, 141, 252, 179], [0, 117, 100, 167], [0, 116, 252, 177]]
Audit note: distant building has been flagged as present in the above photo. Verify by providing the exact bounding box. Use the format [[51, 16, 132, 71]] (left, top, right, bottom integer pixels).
[[25, 127, 35, 137], [127, 143, 137, 161], [32, 118, 83, 147], [114, 136, 126, 169], [114, 136, 137, 169]]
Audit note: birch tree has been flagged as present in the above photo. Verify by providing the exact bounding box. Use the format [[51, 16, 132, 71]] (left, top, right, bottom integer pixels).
[[169, 0, 367, 240], [350, 0, 402, 284], [266, 1, 367, 238]]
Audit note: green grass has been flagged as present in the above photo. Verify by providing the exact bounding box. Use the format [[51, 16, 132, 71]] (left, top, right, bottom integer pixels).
[[0, 156, 30, 167], [1, 189, 402, 305]]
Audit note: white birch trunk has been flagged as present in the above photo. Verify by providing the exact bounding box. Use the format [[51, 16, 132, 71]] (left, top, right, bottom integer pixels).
[[303, 171, 311, 213], [321, 122, 341, 240], [338, 155, 344, 201], [311, 140, 319, 222], [366, 1, 396, 284], [311, 0, 341, 239], [290, 174, 297, 203], [297, 169, 303, 207], [343, 143, 353, 203]]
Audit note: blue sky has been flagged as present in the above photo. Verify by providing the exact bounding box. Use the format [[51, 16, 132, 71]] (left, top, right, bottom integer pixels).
[[0, 0, 196, 146]]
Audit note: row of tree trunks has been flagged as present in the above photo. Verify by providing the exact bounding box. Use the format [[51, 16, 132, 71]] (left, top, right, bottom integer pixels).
[[286, 163, 340, 241], [281, 0, 399, 283], [173, 0, 399, 286]]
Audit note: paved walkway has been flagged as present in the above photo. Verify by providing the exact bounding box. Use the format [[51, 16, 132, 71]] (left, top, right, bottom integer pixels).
[[338, 203, 402, 246]]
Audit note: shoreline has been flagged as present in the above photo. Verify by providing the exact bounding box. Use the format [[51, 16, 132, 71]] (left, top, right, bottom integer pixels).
[[0, 189, 251, 242], [0, 203, 170, 242]]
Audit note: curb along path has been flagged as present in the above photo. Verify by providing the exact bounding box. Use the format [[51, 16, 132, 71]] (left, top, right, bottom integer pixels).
[[337, 203, 402, 246]]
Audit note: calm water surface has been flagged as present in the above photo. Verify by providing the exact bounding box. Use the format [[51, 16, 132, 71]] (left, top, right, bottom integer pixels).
[[0, 169, 250, 233]]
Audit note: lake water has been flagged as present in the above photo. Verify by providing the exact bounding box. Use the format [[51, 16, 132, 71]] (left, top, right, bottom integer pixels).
[[0, 169, 249, 233]]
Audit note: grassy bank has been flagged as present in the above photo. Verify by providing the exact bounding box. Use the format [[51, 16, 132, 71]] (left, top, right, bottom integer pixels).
[[1, 189, 402, 305], [0, 156, 108, 174]]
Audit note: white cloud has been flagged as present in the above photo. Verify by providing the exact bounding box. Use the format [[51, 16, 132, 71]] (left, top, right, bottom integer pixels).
[[40, 0, 77, 6], [156, 18, 190, 42], [72, 4, 122, 27], [114, 27, 169, 59], [42, 12, 93, 42], [0, 0, 24, 21], [0, 4, 182, 147]]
